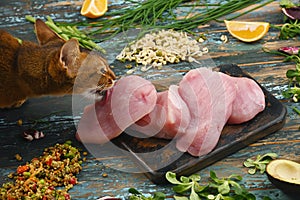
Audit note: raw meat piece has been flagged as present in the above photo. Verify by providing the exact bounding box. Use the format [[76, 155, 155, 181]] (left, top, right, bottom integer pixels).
[[76, 67, 266, 158], [76, 75, 157, 144], [224, 75, 265, 124], [176, 68, 237, 157], [130, 85, 191, 139]]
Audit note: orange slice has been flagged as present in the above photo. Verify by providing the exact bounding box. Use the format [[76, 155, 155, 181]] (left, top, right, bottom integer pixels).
[[81, 0, 108, 19], [224, 20, 270, 42]]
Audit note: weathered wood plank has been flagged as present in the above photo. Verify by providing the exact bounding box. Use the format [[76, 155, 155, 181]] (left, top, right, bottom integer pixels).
[[0, 0, 299, 199]]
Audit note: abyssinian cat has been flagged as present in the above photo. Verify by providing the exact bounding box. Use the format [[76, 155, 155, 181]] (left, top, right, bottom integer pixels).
[[0, 19, 116, 109]]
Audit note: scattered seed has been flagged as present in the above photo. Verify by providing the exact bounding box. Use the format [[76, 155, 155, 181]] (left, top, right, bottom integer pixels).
[[15, 154, 22, 161], [126, 68, 136, 75], [221, 34, 228, 43], [17, 119, 23, 126], [198, 37, 205, 43]]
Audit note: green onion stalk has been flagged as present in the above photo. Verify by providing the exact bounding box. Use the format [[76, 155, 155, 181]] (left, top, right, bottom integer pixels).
[[25, 15, 106, 53], [69, 0, 275, 41], [26, 0, 275, 51]]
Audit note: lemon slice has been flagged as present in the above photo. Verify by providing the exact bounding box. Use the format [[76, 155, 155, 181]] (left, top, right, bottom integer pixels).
[[81, 0, 108, 19], [224, 20, 270, 42]]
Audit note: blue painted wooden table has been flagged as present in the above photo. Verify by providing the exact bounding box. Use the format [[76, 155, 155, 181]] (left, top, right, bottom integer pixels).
[[0, 0, 299, 199]]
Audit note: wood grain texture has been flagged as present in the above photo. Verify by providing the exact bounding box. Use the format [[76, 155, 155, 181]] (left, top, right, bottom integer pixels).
[[0, 0, 299, 199]]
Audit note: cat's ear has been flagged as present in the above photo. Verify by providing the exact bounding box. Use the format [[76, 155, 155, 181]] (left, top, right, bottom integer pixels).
[[35, 19, 64, 45], [59, 38, 80, 78]]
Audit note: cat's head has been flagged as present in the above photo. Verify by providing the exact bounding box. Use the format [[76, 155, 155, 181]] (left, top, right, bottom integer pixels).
[[35, 19, 116, 99]]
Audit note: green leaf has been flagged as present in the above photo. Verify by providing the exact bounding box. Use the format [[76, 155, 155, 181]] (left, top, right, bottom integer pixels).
[[258, 164, 267, 174], [129, 188, 143, 195], [286, 69, 300, 79], [243, 161, 255, 168], [229, 181, 245, 196], [189, 174, 201, 182], [223, 196, 235, 200], [245, 193, 256, 200], [166, 172, 182, 185], [153, 192, 166, 200], [218, 181, 230, 194], [228, 174, 242, 181], [259, 153, 278, 161], [194, 182, 207, 193], [248, 168, 256, 175], [210, 171, 220, 183], [190, 187, 201, 200], [173, 184, 192, 194], [180, 176, 191, 183], [280, 0, 295, 8], [174, 196, 189, 200]]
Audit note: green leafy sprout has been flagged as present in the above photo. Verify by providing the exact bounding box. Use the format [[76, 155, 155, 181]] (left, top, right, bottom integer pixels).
[[263, 47, 300, 102], [128, 188, 166, 200], [243, 153, 278, 175], [165, 171, 256, 200]]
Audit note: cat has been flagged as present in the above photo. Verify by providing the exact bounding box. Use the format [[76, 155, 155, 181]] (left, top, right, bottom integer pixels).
[[0, 19, 116, 108]]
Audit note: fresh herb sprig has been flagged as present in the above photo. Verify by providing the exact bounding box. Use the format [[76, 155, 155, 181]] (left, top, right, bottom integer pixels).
[[68, 0, 274, 42], [165, 171, 256, 200], [263, 47, 300, 102], [243, 153, 278, 175], [272, 19, 300, 39]]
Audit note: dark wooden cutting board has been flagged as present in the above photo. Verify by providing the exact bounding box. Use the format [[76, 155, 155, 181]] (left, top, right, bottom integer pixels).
[[100, 64, 287, 184]]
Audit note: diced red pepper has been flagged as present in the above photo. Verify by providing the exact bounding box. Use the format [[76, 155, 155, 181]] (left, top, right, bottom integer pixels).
[[48, 186, 55, 190], [7, 196, 17, 200], [69, 177, 77, 185], [64, 194, 71, 200], [45, 157, 53, 166], [17, 165, 30, 174]]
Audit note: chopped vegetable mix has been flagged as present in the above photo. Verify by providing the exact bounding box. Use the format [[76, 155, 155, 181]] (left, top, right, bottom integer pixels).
[[0, 141, 83, 200]]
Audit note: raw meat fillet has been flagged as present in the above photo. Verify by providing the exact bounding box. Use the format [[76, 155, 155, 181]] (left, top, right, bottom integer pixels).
[[129, 68, 265, 157], [76, 75, 157, 144], [175, 68, 237, 157], [224, 75, 265, 124], [130, 85, 191, 139]]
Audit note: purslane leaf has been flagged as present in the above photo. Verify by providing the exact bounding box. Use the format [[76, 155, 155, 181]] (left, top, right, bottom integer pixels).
[[165, 172, 183, 185], [174, 196, 189, 200]]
